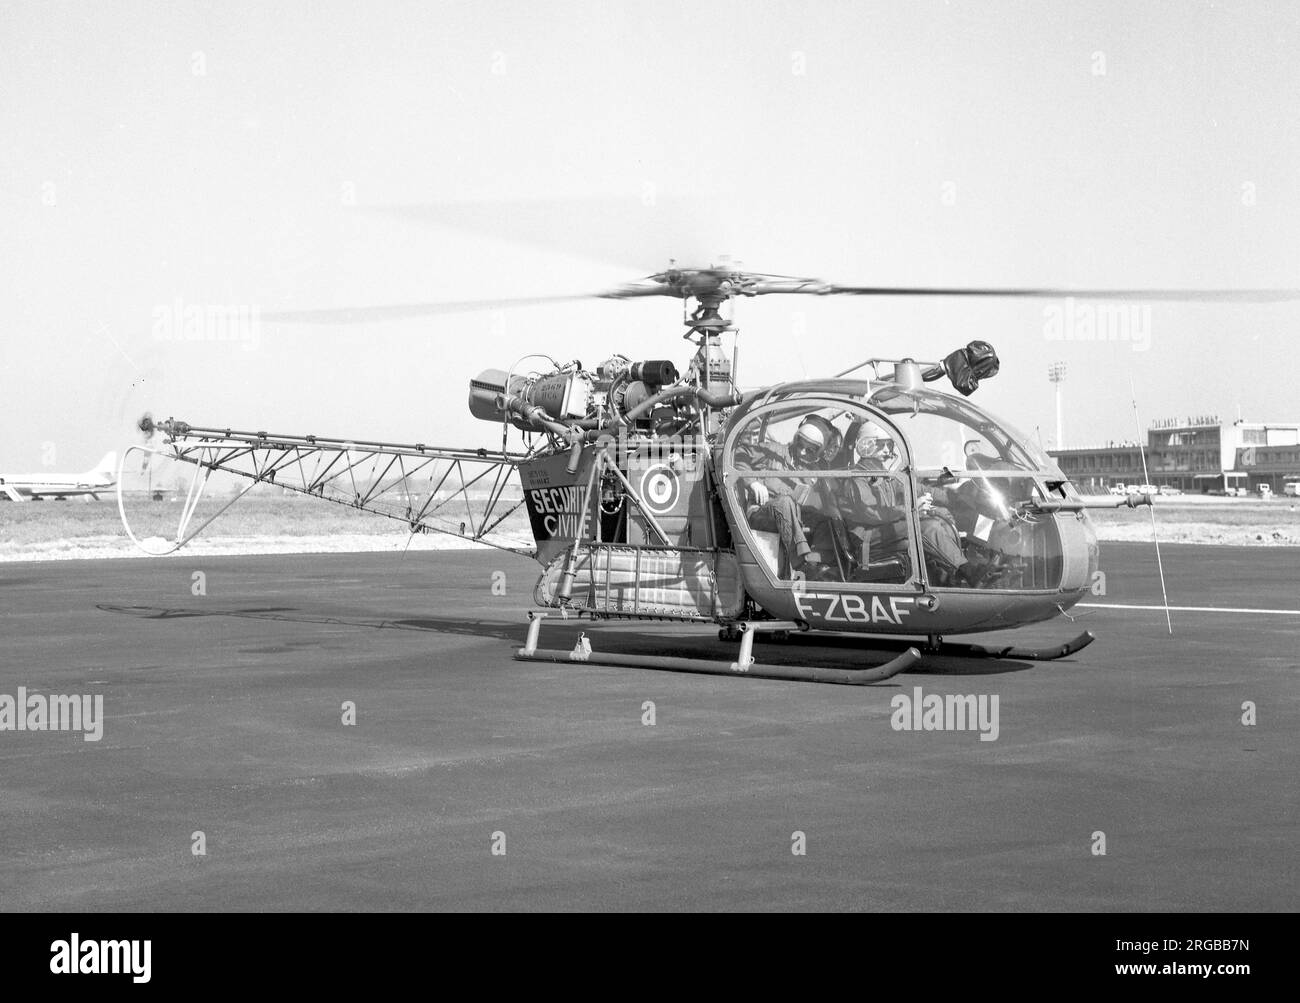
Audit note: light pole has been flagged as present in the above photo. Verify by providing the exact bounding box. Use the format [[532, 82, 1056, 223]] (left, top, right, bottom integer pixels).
[[1048, 362, 1067, 450]]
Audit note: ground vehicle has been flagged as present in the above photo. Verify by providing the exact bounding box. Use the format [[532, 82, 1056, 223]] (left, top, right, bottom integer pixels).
[[1158, 485, 1182, 496], [1285, 482, 1300, 497], [1108, 484, 1127, 496]]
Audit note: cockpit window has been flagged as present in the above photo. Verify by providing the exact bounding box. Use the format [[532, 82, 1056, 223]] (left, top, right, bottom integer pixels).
[[729, 402, 917, 587]]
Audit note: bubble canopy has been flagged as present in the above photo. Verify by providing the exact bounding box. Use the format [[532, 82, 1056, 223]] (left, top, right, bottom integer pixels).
[[866, 386, 1059, 474], [719, 384, 1078, 593]]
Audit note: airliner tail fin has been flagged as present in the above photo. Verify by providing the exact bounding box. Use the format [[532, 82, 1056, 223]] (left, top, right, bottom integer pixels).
[[90, 451, 118, 481]]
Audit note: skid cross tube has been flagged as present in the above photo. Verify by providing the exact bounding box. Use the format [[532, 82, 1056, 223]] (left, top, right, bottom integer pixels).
[[514, 613, 918, 685]]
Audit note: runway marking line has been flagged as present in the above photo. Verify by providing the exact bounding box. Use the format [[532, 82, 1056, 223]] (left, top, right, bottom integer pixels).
[[1079, 602, 1300, 616]]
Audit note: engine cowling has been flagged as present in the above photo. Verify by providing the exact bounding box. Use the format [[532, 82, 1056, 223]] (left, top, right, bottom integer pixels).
[[468, 368, 594, 428]]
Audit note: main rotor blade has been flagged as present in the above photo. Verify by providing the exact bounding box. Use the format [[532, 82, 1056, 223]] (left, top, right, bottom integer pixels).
[[816, 285, 1300, 302], [263, 275, 1300, 325], [263, 277, 703, 324]]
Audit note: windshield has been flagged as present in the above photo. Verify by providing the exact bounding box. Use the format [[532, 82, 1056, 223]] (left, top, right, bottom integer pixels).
[[865, 387, 1065, 589]]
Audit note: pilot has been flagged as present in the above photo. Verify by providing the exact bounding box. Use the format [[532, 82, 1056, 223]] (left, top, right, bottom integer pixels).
[[739, 414, 839, 580]]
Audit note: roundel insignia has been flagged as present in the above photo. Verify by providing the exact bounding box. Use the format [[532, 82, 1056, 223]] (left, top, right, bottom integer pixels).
[[639, 464, 680, 514]]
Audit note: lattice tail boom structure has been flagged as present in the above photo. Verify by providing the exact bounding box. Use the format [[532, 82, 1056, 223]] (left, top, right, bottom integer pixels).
[[119, 418, 536, 557]]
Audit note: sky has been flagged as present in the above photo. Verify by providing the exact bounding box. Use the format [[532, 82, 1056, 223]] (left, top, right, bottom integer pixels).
[[3, 0, 1299, 473]]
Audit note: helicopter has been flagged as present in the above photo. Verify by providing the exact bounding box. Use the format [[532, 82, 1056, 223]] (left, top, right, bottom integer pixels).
[[119, 264, 1300, 684]]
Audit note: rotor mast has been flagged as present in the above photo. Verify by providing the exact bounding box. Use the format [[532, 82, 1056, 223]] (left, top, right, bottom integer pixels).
[[683, 289, 738, 433]]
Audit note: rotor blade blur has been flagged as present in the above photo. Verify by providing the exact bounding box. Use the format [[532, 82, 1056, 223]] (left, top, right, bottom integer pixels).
[[263, 293, 598, 324], [361, 196, 718, 271], [598, 283, 681, 299], [263, 279, 697, 325], [816, 285, 1300, 302], [263, 277, 1300, 324]]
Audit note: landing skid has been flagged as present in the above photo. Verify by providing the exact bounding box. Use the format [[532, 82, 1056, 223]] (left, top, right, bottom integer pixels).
[[513, 613, 918, 685], [743, 627, 1097, 662], [922, 630, 1095, 661]]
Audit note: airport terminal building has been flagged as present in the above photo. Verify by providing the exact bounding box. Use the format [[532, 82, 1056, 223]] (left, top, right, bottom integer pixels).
[[1048, 416, 1300, 494]]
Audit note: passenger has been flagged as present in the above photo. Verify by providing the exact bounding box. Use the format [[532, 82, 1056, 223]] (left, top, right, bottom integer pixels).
[[916, 490, 972, 586], [835, 429, 911, 567], [738, 414, 839, 580], [843, 428, 1000, 587]]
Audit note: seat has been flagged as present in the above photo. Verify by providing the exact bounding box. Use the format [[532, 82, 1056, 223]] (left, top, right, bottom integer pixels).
[[852, 556, 908, 584], [849, 531, 909, 584]]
